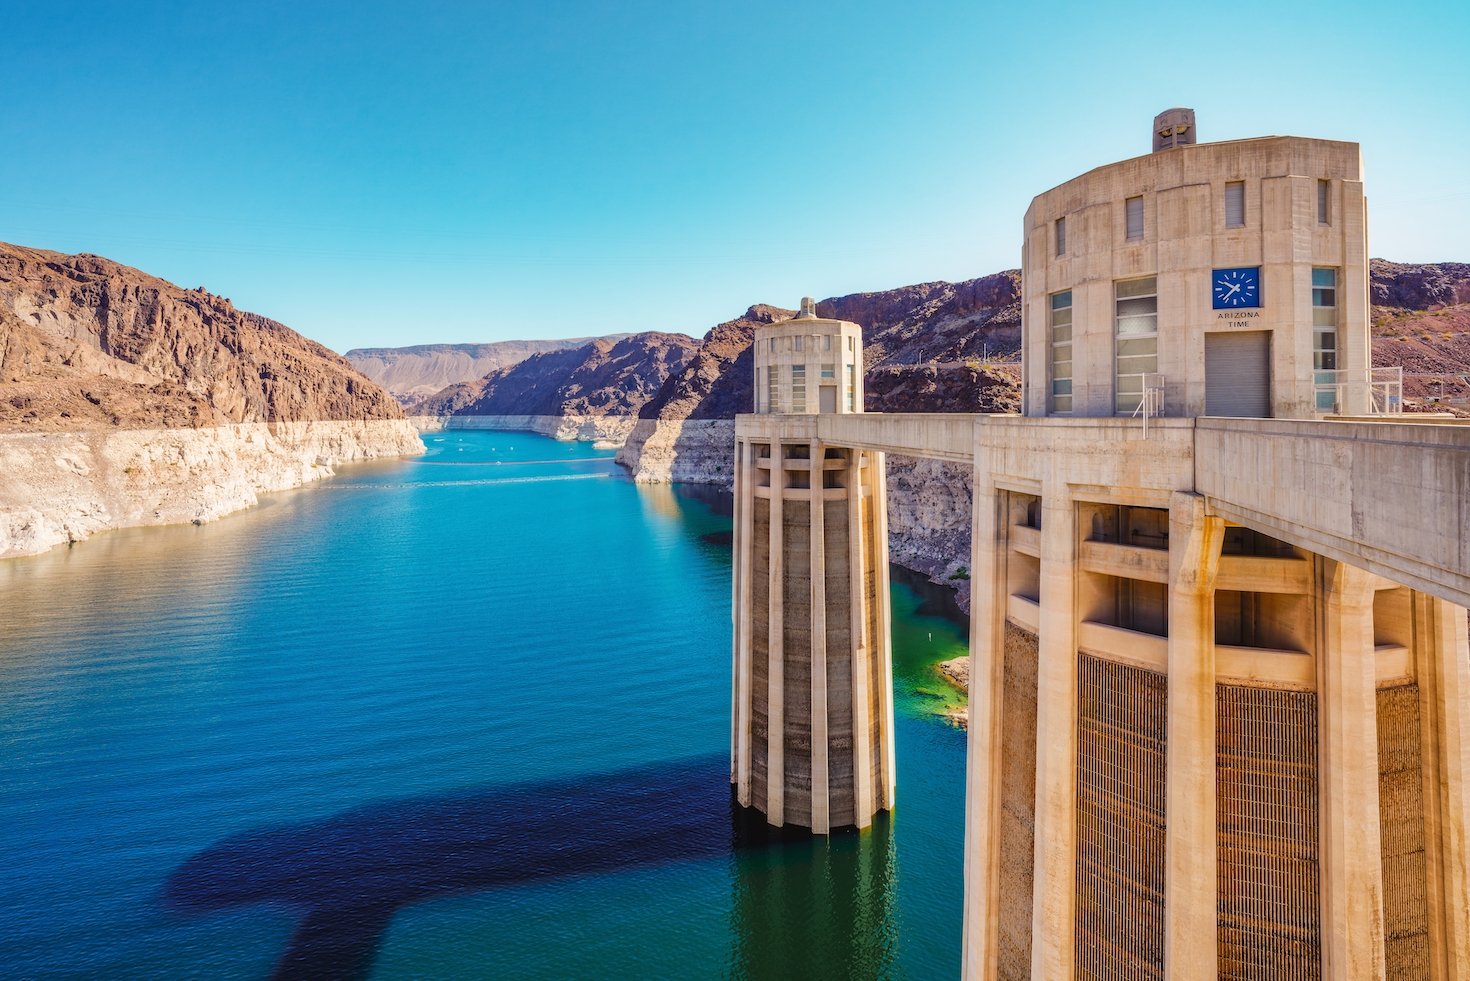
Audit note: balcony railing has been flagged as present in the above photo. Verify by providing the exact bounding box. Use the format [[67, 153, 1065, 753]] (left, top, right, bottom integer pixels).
[[1314, 367, 1403, 415]]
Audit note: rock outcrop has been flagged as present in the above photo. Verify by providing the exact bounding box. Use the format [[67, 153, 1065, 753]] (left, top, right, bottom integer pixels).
[[0, 241, 423, 557], [345, 337, 632, 402]]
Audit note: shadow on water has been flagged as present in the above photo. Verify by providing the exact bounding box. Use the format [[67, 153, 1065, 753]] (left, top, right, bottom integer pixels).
[[163, 755, 898, 981], [730, 813, 899, 981]]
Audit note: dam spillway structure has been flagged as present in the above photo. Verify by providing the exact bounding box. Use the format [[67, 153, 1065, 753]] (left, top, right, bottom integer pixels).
[[729, 297, 896, 834]]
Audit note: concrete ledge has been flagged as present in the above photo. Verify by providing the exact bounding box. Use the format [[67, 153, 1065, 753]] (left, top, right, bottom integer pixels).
[[1010, 524, 1040, 558], [1215, 554, 1313, 594], [1216, 645, 1315, 690], [1007, 594, 1041, 633], [1079, 540, 1170, 583], [1375, 644, 1413, 688], [1078, 620, 1169, 672]]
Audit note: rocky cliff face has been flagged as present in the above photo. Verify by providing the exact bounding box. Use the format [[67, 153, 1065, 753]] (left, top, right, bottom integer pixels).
[[0, 242, 405, 432], [0, 241, 422, 557], [410, 332, 700, 423], [345, 337, 632, 402], [0, 419, 423, 559]]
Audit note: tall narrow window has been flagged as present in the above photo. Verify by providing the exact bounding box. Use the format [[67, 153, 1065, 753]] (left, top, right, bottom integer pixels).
[[1051, 290, 1073, 413], [822, 334, 831, 351], [1126, 196, 1144, 241], [1056, 217, 1067, 256], [1225, 182, 1245, 228], [767, 365, 778, 413], [1116, 277, 1158, 414], [769, 338, 776, 353], [846, 364, 855, 412], [791, 364, 806, 413], [1313, 268, 1338, 411], [794, 335, 803, 352], [1317, 180, 1330, 225]]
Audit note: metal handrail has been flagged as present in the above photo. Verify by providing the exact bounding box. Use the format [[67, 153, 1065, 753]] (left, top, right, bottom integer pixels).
[[1131, 373, 1165, 437]]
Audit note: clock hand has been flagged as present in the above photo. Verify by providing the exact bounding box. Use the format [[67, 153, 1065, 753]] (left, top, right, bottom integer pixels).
[[1222, 282, 1241, 299]]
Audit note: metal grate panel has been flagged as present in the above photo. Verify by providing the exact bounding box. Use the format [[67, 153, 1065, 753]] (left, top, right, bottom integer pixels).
[[1075, 654, 1167, 981], [1377, 684, 1430, 980], [1216, 684, 1320, 981]]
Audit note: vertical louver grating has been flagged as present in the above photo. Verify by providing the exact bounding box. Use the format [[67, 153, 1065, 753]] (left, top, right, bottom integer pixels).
[[1075, 654, 1167, 981], [1216, 684, 1321, 981]]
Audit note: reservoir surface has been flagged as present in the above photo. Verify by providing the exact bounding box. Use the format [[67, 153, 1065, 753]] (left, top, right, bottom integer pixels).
[[0, 430, 969, 980]]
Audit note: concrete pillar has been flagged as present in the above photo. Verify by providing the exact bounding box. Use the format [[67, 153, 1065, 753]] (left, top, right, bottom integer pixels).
[[732, 438, 744, 785], [736, 439, 756, 806], [961, 461, 1007, 981], [1320, 560, 1387, 981], [849, 449, 873, 828], [1165, 492, 1224, 981], [1416, 593, 1470, 980], [1031, 477, 1077, 981], [768, 437, 785, 826], [873, 451, 896, 809], [810, 440, 830, 834]]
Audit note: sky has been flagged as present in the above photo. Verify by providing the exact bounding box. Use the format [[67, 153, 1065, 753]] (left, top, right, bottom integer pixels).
[[2, 1, 1467, 354]]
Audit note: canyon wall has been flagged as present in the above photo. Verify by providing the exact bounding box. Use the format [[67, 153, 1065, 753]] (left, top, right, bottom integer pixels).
[[0, 419, 423, 559], [0, 241, 424, 559], [345, 336, 633, 402]]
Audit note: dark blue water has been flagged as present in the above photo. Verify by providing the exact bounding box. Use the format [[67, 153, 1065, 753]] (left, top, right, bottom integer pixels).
[[0, 431, 968, 980]]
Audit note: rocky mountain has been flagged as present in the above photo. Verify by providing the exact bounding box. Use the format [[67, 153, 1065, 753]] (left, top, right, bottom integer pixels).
[[410, 333, 700, 419], [0, 241, 404, 433], [345, 337, 633, 402]]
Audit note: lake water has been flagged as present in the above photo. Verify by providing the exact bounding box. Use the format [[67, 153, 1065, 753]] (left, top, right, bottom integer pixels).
[[0, 430, 970, 980]]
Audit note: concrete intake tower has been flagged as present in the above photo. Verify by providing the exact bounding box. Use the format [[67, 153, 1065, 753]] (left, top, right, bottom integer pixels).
[[730, 297, 896, 833]]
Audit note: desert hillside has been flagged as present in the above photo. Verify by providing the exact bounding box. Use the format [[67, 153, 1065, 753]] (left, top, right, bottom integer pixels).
[[1371, 260, 1470, 410], [0, 242, 404, 432], [409, 333, 700, 419], [345, 337, 634, 402]]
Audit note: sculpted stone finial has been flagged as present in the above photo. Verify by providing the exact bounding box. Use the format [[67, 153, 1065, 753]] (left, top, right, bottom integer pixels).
[[797, 297, 817, 319]]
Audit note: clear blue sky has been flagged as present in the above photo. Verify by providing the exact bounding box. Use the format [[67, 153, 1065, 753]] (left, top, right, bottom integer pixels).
[[3, 1, 1466, 353]]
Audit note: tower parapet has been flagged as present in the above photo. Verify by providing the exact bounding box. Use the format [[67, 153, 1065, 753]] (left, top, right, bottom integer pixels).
[[752, 299, 865, 415]]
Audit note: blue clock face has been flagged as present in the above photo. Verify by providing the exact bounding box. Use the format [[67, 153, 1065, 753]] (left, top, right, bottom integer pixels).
[[1213, 267, 1261, 309]]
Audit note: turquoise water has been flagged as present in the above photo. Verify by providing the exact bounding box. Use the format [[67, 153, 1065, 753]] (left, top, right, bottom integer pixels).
[[0, 431, 969, 980]]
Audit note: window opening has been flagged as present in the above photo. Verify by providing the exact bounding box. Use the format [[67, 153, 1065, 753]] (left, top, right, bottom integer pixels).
[[1056, 217, 1067, 256], [1116, 277, 1158, 415], [1317, 180, 1330, 226], [1051, 290, 1073, 413], [1126, 197, 1144, 240], [1313, 268, 1338, 412], [1225, 182, 1245, 228], [792, 364, 806, 413], [846, 364, 856, 412]]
